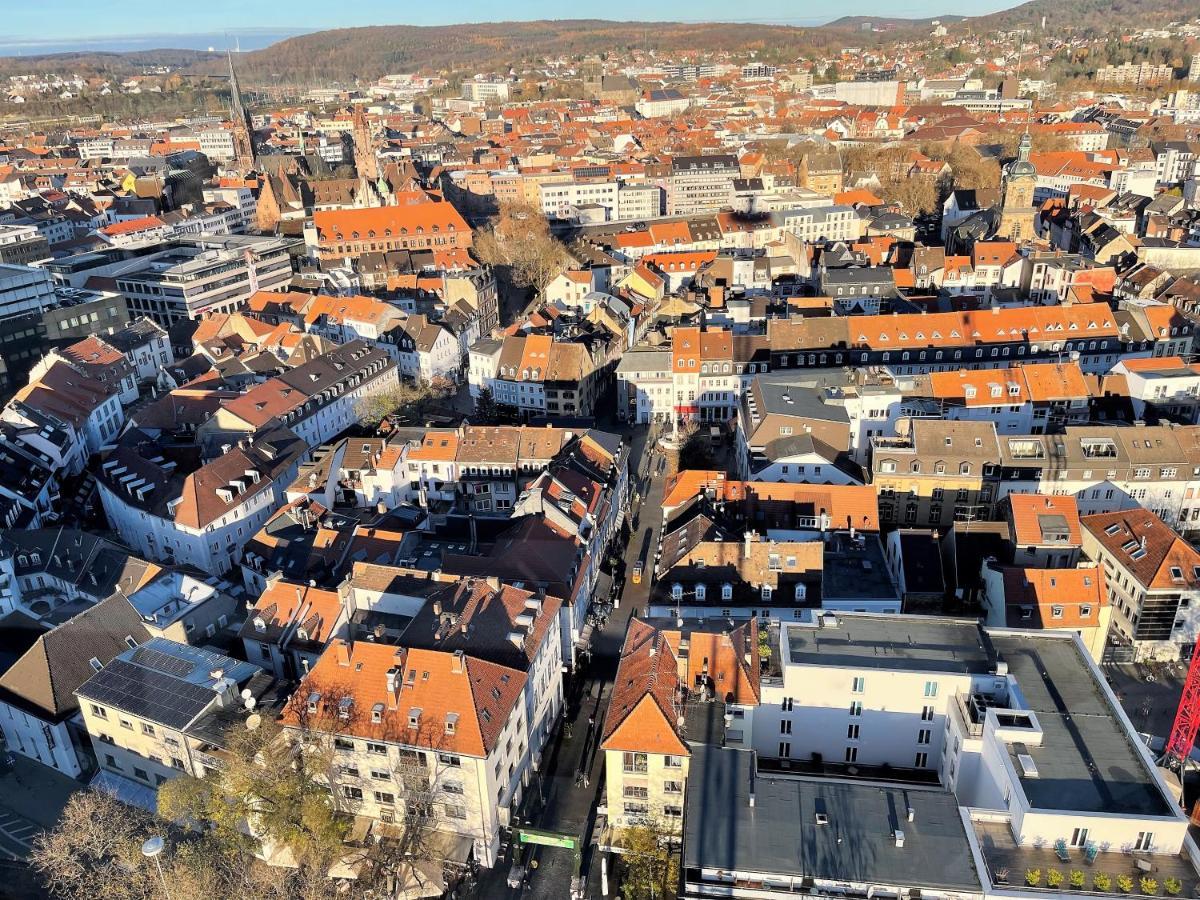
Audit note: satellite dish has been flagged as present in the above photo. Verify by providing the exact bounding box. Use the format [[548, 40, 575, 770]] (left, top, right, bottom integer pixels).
[[240, 688, 253, 700], [246, 713, 262, 731], [244, 696, 257, 710]]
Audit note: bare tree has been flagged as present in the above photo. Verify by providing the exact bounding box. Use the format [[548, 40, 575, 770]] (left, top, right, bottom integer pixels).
[[474, 201, 572, 295], [31, 790, 160, 899]]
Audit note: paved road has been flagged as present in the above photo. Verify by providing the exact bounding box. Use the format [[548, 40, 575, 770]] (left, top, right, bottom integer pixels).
[[464, 423, 663, 899], [1103, 661, 1186, 741], [0, 809, 39, 862]]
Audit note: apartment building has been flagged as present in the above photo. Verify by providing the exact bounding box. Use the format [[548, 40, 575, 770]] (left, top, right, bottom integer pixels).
[[280, 600, 561, 869], [919, 362, 1092, 434], [1081, 509, 1200, 662], [201, 341, 400, 450], [734, 378, 857, 484], [980, 564, 1111, 660], [601, 618, 759, 835], [779, 204, 860, 244], [1113, 357, 1200, 424], [539, 180, 619, 221], [468, 333, 609, 419], [765, 305, 1123, 376], [96, 425, 306, 573], [682, 612, 1198, 900], [0, 593, 150, 778], [995, 424, 1200, 531], [241, 579, 349, 680], [669, 155, 738, 216], [871, 419, 1001, 528], [77, 638, 264, 793]]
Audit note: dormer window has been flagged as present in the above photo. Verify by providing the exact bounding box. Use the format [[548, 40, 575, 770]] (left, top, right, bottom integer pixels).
[[408, 708, 422, 729], [795, 583, 807, 601], [371, 703, 384, 723], [88, 657, 103, 672], [722, 583, 733, 600], [253, 617, 266, 632], [445, 712, 459, 735], [695, 583, 707, 601]]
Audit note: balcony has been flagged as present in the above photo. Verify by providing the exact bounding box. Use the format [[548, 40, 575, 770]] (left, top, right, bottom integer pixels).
[[974, 821, 1200, 898]]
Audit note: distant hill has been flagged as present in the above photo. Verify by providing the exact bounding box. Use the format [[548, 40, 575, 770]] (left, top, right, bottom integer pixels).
[[970, 0, 1184, 31], [0, 49, 218, 78], [824, 14, 967, 29], [0, 0, 1185, 90], [187, 19, 848, 86]]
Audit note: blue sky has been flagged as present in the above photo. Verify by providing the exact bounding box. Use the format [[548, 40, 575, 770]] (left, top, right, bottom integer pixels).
[[2, 0, 1020, 54]]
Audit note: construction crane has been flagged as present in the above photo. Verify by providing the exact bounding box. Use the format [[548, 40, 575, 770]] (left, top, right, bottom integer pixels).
[[1164, 645, 1200, 770]]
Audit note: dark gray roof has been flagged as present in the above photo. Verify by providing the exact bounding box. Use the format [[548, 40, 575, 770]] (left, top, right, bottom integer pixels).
[[784, 615, 994, 674], [76, 637, 260, 730], [684, 744, 982, 891], [989, 633, 1173, 817], [753, 381, 850, 423], [0, 593, 151, 721], [897, 530, 946, 596]]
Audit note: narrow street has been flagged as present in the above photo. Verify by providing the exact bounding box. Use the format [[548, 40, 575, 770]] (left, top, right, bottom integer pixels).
[[464, 421, 673, 899]]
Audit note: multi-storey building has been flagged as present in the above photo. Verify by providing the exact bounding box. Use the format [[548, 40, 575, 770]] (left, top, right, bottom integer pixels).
[[601, 618, 759, 835], [871, 419, 1001, 528], [669, 155, 738, 216], [200, 341, 399, 450], [280, 578, 563, 869], [682, 612, 1199, 900], [76, 638, 265, 793], [1081, 509, 1200, 661], [47, 235, 298, 325], [96, 425, 306, 574], [765, 305, 1123, 376], [311, 202, 472, 264]]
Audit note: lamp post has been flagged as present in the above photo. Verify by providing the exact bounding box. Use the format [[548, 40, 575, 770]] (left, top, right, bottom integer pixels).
[[141, 836, 171, 900]]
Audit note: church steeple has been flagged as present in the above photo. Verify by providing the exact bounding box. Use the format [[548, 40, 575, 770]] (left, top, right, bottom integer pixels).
[[227, 51, 256, 171]]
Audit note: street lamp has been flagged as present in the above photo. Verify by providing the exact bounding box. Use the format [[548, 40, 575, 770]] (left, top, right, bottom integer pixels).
[[141, 836, 171, 899]]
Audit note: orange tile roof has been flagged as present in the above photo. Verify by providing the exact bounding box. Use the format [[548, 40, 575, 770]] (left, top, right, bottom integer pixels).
[[1001, 567, 1106, 628], [1082, 510, 1200, 591], [281, 640, 526, 758], [662, 471, 879, 532], [1008, 494, 1082, 548], [313, 201, 469, 244]]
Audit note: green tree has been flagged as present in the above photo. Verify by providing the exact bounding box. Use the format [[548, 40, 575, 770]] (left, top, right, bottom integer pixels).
[[619, 822, 681, 900], [159, 716, 347, 869], [355, 378, 453, 428]]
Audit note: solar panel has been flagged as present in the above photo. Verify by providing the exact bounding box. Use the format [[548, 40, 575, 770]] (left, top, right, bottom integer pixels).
[[85, 659, 214, 730], [130, 645, 195, 678]]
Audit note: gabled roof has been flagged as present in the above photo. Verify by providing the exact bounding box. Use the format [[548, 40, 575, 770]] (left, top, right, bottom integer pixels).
[[1082, 509, 1200, 590], [0, 593, 150, 721], [280, 640, 525, 758]]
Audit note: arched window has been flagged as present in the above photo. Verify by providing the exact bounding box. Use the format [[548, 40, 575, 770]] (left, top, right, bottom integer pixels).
[[722, 583, 733, 600], [695, 583, 707, 600], [671, 583, 683, 600], [795, 583, 807, 601]]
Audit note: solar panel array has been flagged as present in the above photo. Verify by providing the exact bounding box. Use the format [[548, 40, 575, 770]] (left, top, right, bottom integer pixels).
[[130, 645, 195, 678], [81, 658, 214, 730]]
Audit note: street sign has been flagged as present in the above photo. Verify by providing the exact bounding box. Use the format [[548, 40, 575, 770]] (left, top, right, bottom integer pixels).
[[518, 828, 577, 850]]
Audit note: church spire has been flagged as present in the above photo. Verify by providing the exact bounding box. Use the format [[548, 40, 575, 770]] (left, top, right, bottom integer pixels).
[[227, 50, 256, 170]]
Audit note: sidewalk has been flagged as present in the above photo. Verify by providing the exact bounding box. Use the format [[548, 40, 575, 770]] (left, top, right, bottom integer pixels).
[[0, 754, 80, 829]]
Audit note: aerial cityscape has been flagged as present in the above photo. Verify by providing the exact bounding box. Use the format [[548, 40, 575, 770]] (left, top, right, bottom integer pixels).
[[2, 3, 1200, 899]]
